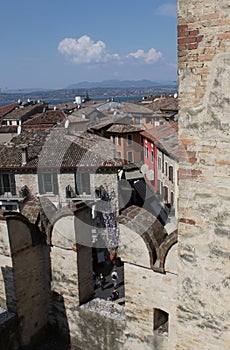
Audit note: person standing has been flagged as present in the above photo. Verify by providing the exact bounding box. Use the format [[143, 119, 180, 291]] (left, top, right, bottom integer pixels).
[[111, 269, 118, 288], [99, 273, 106, 290]]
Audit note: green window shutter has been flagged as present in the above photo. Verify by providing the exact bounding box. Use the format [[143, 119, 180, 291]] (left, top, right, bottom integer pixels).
[[9, 174, 16, 195], [38, 173, 44, 194], [52, 173, 58, 195]]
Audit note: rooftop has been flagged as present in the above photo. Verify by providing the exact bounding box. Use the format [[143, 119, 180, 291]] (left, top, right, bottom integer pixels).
[[1, 102, 47, 121], [141, 122, 179, 160], [0, 129, 122, 170], [106, 124, 144, 134], [23, 110, 66, 129]]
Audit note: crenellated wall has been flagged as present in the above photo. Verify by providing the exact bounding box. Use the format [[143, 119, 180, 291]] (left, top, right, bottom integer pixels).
[[177, 1, 230, 348]]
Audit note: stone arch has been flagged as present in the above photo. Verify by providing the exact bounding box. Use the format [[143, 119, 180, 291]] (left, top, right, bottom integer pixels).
[[48, 203, 94, 306], [118, 205, 176, 273], [4, 211, 51, 347]]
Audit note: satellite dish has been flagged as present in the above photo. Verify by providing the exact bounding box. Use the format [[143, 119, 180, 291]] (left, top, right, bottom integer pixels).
[[17, 125, 22, 135], [64, 119, 69, 129]]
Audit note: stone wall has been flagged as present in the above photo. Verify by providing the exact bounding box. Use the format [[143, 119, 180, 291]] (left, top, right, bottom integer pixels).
[[15, 173, 37, 197], [6, 214, 51, 347], [0, 309, 20, 350], [50, 206, 94, 339], [178, 1, 230, 348], [0, 219, 15, 311]]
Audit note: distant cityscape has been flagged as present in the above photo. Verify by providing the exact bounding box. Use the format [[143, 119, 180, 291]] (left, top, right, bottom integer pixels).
[[0, 80, 177, 105]]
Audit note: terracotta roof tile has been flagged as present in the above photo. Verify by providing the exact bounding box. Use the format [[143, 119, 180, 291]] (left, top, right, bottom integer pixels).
[[0, 129, 122, 170], [140, 122, 179, 160]]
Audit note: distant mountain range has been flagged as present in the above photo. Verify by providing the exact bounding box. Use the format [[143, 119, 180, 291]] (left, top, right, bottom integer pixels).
[[66, 79, 177, 89], [2, 80, 177, 94]]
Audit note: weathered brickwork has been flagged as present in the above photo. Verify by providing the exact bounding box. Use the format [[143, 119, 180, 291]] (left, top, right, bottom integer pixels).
[[178, 1, 230, 348]]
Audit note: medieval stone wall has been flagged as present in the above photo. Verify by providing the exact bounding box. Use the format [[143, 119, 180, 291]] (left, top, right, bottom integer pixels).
[[178, 1, 230, 348], [6, 215, 51, 346], [0, 219, 14, 310]]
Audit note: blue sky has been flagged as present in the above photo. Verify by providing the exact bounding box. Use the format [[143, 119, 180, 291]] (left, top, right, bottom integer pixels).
[[0, 0, 177, 90]]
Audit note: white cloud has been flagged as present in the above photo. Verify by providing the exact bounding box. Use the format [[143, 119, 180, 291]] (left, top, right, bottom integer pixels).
[[127, 48, 163, 63], [155, 4, 177, 18], [58, 35, 120, 64], [58, 35, 162, 66]]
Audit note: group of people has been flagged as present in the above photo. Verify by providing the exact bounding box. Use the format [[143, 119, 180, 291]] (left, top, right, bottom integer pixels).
[[93, 269, 120, 301]]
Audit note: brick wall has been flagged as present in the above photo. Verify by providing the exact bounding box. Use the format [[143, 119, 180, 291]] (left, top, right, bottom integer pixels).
[[178, 1, 230, 348]]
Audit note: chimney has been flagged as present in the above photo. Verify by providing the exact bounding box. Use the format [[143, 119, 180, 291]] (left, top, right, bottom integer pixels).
[[20, 144, 28, 165]]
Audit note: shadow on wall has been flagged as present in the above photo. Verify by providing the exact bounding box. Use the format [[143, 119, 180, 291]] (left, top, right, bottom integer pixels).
[[1, 211, 72, 350], [1, 266, 16, 312]]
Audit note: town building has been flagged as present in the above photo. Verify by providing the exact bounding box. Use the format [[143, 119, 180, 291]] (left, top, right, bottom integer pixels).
[[0, 100, 47, 126], [140, 122, 179, 218], [0, 128, 122, 212], [107, 123, 144, 164]]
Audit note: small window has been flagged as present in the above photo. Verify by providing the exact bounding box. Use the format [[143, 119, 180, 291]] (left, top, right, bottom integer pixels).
[[127, 151, 133, 163], [75, 171, 91, 195], [145, 146, 148, 158], [127, 134, 133, 145], [158, 157, 161, 170], [117, 135, 121, 146], [116, 151, 121, 159], [171, 192, 174, 206], [165, 162, 168, 176], [169, 166, 174, 183], [163, 186, 168, 202], [151, 150, 154, 163], [38, 173, 58, 195], [153, 308, 168, 335]]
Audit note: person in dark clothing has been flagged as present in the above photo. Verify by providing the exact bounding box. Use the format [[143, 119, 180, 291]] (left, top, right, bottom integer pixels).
[[99, 273, 106, 290], [111, 289, 119, 301]]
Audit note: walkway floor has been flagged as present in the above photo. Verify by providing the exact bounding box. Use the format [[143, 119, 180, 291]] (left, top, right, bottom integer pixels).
[[93, 259, 125, 303]]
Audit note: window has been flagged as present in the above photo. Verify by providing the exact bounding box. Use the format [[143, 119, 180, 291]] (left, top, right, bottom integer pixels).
[[158, 157, 161, 170], [111, 136, 115, 144], [135, 116, 142, 124], [153, 308, 168, 335], [145, 146, 148, 158], [169, 166, 174, 183], [116, 151, 121, 159], [75, 171, 91, 195], [127, 151, 133, 163], [38, 173, 58, 195], [0, 173, 16, 195], [117, 135, 121, 146], [163, 186, 168, 202], [165, 162, 168, 176], [171, 192, 174, 207], [127, 134, 133, 145], [162, 154, 164, 173], [151, 150, 154, 163]]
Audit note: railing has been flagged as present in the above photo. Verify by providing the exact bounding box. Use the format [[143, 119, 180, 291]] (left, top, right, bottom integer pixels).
[[0, 188, 25, 200]]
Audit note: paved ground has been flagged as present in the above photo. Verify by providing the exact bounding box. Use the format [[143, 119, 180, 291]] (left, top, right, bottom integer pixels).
[[93, 259, 124, 303], [34, 256, 124, 349]]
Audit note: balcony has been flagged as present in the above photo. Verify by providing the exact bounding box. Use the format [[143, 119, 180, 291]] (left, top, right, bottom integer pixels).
[[65, 185, 100, 202], [0, 187, 27, 201]]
